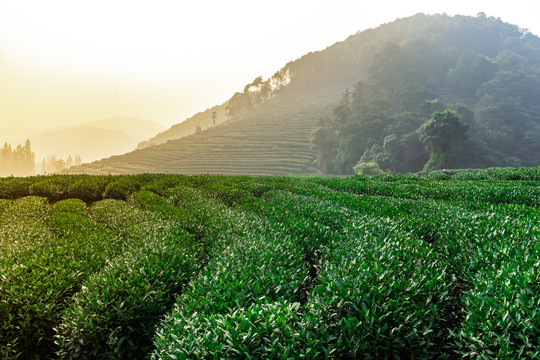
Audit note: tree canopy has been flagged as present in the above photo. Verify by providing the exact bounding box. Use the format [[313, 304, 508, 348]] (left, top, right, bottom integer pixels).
[[420, 111, 469, 171], [310, 14, 540, 174]]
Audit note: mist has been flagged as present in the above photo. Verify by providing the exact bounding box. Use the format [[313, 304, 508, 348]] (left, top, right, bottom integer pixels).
[[0, 1, 538, 174]]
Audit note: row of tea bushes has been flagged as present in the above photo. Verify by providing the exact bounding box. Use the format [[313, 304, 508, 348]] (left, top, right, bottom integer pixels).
[[152, 193, 323, 358], [55, 186, 251, 359], [314, 177, 540, 208], [256, 191, 454, 358], [55, 198, 196, 359], [0, 198, 127, 358], [0, 172, 538, 358], [305, 184, 540, 358]]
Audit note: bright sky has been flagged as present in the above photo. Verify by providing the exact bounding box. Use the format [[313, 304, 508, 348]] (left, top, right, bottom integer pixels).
[[0, 0, 538, 135]]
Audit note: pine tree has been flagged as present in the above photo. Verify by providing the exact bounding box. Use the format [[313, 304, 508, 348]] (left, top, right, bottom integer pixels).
[[0, 142, 12, 177], [66, 155, 73, 168]]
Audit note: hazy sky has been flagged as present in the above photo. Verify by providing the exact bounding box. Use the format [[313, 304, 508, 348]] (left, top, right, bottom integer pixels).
[[0, 0, 539, 136]]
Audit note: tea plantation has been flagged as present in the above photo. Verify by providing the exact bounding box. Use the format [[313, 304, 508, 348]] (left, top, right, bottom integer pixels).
[[1, 167, 539, 359]]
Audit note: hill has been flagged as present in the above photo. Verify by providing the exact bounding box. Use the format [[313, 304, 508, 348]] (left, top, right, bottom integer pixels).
[[85, 116, 165, 141], [31, 126, 137, 164], [309, 14, 540, 174], [68, 89, 342, 175], [31, 117, 164, 164], [66, 13, 540, 175], [136, 106, 228, 150]]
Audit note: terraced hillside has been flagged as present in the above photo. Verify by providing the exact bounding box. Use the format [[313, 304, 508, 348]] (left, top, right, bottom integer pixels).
[[65, 13, 540, 175], [65, 89, 343, 175]]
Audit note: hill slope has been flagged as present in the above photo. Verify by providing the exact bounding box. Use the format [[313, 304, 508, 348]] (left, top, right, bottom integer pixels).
[[66, 13, 540, 175], [136, 105, 228, 150], [85, 116, 165, 140], [68, 89, 341, 175], [30, 117, 165, 164]]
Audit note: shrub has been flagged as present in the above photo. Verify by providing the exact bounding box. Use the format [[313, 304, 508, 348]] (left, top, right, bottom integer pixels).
[[353, 161, 384, 175], [103, 176, 142, 200]]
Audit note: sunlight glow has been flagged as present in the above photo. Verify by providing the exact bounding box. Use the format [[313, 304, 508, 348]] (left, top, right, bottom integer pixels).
[[0, 0, 538, 134]]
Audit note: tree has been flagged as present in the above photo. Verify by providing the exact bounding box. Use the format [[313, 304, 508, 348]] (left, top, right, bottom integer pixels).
[[359, 144, 391, 170], [310, 126, 338, 173], [0, 140, 35, 176], [446, 51, 496, 98], [55, 158, 66, 171], [421, 99, 446, 118], [353, 161, 384, 175], [66, 155, 73, 168], [0, 142, 12, 176], [420, 110, 469, 171], [333, 88, 352, 126], [49, 156, 57, 173], [22, 139, 35, 175], [394, 83, 433, 113], [368, 42, 404, 95], [260, 80, 272, 101], [226, 91, 251, 117]]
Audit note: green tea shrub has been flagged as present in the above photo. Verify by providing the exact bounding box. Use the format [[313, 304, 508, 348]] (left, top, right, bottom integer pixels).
[[103, 176, 142, 200], [353, 161, 384, 175], [0, 198, 126, 358], [0, 177, 33, 199], [66, 175, 110, 202], [0, 172, 539, 359], [57, 188, 252, 358], [56, 224, 196, 359]]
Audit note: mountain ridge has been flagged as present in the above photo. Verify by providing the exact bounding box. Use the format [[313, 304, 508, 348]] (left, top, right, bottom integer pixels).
[[30, 116, 164, 164]]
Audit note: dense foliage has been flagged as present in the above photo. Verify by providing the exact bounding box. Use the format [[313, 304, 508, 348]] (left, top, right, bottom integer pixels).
[[0, 169, 539, 359], [310, 14, 540, 174]]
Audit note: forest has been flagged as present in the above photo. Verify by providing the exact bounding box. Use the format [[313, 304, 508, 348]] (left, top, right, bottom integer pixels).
[[0, 140, 82, 177], [0, 140, 35, 177], [309, 13, 540, 174]]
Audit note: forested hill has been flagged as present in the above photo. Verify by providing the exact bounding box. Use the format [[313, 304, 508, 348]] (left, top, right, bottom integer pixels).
[[310, 13, 540, 174], [66, 13, 540, 175]]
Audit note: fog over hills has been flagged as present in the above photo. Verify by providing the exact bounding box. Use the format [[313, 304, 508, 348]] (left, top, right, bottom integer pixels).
[[66, 13, 540, 175], [29, 117, 164, 164], [86, 117, 165, 141]]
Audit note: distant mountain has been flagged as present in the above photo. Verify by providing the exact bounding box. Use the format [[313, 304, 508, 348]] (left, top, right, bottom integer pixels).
[[86, 117, 165, 141], [30, 117, 164, 164], [65, 13, 540, 175], [31, 126, 137, 164]]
